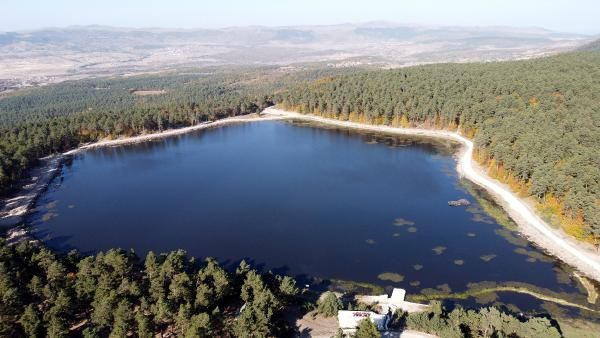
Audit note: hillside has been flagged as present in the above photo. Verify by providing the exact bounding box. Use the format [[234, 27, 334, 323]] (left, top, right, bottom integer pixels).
[[0, 23, 591, 91], [277, 52, 600, 243], [577, 38, 600, 51]]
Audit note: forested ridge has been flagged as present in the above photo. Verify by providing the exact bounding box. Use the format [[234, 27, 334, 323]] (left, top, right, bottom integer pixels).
[[0, 66, 350, 195], [277, 52, 600, 244]]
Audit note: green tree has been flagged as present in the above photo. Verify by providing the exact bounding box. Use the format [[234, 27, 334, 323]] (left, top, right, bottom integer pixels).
[[185, 313, 212, 337], [169, 272, 193, 304], [317, 292, 342, 317], [19, 304, 42, 337], [91, 290, 117, 329], [135, 302, 153, 338], [175, 303, 193, 335], [46, 314, 69, 338], [110, 300, 134, 338], [234, 271, 279, 337], [278, 275, 299, 297], [355, 318, 379, 338]]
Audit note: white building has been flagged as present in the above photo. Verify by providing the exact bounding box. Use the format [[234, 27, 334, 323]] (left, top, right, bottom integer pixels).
[[358, 288, 429, 313], [337, 310, 390, 332], [336, 288, 430, 333]]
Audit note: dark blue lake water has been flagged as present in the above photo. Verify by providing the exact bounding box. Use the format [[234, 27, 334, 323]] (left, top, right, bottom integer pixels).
[[28, 120, 595, 315]]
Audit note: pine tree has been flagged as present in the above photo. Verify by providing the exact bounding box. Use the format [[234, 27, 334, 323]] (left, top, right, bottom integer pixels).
[[19, 304, 42, 338], [135, 304, 153, 338], [355, 318, 379, 338], [109, 300, 133, 338], [317, 292, 342, 317]]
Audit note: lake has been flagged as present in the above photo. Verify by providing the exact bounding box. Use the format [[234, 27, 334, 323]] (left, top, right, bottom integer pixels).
[[28, 120, 597, 316]]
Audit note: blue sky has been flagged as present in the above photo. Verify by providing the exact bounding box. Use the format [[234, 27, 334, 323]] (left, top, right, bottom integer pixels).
[[1, 0, 599, 34]]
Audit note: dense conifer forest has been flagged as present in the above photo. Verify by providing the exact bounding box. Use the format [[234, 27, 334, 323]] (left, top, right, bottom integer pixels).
[[0, 238, 301, 337], [277, 52, 600, 244]]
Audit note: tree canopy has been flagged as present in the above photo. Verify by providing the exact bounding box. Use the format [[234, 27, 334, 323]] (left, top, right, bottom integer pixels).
[[0, 238, 299, 337]]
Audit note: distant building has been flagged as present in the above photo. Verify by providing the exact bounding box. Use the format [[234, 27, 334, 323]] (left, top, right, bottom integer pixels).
[[358, 288, 429, 313], [337, 288, 430, 333], [337, 310, 390, 332]]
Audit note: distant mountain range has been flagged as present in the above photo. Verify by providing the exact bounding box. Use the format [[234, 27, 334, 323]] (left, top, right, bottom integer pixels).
[[0, 23, 593, 91]]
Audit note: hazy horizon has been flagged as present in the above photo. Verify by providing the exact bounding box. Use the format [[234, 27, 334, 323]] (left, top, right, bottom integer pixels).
[[1, 21, 595, 36], [2, 0, 599, 35]]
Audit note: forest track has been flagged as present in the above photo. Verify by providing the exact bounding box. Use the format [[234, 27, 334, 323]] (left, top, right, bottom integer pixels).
[[263, 107, 600, 282]]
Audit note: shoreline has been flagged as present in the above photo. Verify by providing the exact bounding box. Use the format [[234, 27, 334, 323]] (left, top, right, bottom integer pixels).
[[0, 114, 287, 239], [2, 107, 600, 283], [263, 107, 600, 282]]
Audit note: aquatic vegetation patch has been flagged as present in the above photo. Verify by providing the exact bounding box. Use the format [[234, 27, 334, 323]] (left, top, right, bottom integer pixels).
[[377, 272, 404, 283], [329, 279, 385, 295], [436, 284, 452, 293], [407, 227, 417, 233], [454, 259, 465, 265], [474, 292, 498, 304], [480, 254, 497, 262], [466, 205, 483, 214], [394, 218, 415, 226], [553, 266, 573, 285], [514, 247, 554, 263], [46, 201, 58, 209], [41, 212, 59, 222], [471, 213, 494, 224], [495, 228, 529, 247], [392, 233, 401, 237], [68, 204, 75, 209], [466, 232, 476, 237], [432, 246, 446, 255], [460, 180, 518, 231], [410, 281, 421, 287], [365, 239, 376, 245], [413, 264, 423, 271]]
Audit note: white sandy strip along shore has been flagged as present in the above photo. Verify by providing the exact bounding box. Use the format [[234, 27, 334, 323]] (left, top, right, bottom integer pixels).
[[63, 114, 287, 155], [263, 107, 600, 282]]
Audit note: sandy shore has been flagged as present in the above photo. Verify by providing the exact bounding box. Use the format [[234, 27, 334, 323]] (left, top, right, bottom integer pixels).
[[63, 114, 287, 155], [0, 114, 287, 237], [263, 107, 600, 282], [0, 156, 62, 244]]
